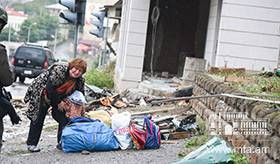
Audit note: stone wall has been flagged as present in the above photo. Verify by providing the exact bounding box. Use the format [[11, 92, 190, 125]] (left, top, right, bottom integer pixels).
[[190, 74, 280, 164]]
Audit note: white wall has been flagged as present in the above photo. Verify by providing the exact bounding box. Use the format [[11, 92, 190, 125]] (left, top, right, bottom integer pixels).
[[215, 0, 280, 71], [204, 0, 221, 69], [115, 0, 150, 91], [7, 15, 27, 31]]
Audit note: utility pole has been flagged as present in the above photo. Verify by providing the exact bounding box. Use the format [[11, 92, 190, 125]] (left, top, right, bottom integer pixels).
[[53, 28, 58, 55], [73, 23, 79, 58]]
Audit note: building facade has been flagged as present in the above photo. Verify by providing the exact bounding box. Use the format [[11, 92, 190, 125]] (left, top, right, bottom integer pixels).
[[6, 7, 27, 31], [115, 0, 280, 91]]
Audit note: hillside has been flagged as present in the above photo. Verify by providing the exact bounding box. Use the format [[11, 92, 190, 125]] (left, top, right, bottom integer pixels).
[[11, 0, 56, 15]]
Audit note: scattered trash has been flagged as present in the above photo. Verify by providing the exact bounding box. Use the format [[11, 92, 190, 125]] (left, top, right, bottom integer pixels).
[[139, 98, 147, 106], [174, 137, 233, 164], [81, 150, 90, 155], [153, 113, 198, 140], [111, 112, 132, 150], [173, 87, 193, 98]]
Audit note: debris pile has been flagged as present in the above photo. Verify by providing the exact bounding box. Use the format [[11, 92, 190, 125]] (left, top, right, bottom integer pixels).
[[6, 79, 200, 154]]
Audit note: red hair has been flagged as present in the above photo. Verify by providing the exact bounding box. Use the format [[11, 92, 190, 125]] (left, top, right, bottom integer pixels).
[[68, 58, 87, 74]]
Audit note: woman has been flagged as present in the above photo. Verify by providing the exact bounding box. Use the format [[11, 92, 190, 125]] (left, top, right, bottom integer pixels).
[[24, 58, 87, 152]]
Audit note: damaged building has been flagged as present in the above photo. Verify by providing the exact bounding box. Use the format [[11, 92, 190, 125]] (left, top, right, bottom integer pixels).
[[114, 0, 280, 91]]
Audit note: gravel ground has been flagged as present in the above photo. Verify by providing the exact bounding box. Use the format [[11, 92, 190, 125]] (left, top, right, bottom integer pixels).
[[0, 106, 187, 164], [0, 128, 185, 164]]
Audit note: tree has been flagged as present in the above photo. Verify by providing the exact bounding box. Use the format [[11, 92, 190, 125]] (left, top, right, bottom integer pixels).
[[12, 0, 56, 16], [0, 27, 18, 42], [18, 13, 59, 42]]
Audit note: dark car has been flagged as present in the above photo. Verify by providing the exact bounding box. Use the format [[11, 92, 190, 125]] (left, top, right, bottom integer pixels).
[[11, 44, 57, 83]]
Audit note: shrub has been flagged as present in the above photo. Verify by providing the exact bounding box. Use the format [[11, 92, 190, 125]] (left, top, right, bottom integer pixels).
[[85, 68, 114, 89]]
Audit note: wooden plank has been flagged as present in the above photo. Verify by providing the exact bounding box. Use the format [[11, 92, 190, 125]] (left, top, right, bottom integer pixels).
[[168, 132, 192, 140], [161, 140, 179, 144], [131, 107, 176, 116]]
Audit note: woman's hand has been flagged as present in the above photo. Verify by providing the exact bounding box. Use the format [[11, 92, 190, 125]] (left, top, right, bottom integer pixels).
[[58, 101, 67, 111]]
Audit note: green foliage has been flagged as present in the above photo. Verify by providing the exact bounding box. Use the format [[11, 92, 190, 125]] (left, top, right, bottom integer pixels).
[[211, 71, 280, 97], [185, 135, 210, 148], [196, 115, 206, 135], [231, 75, 280, 96], [12, 0, 56, 16], [85, 68, 114, 89], [103, 60, 116, 75], [229, 152, 248, 164], [18, 13, 58, 42], [0, 27, 18, 41]]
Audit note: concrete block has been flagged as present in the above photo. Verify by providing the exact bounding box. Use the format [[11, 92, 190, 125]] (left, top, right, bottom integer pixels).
[[183, 57, 206, 81]]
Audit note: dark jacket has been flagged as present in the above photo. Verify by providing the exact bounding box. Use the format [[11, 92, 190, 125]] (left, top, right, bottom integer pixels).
[[0, 44, 13, 87], [24, 64, 85, 122], [0, 44, 19, 124]]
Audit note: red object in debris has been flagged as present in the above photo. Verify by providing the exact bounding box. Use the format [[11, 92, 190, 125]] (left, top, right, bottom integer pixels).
[[129, 123, 147, 150]]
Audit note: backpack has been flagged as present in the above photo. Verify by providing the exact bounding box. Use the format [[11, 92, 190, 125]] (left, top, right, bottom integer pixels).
[[61, 117, 119, 153]]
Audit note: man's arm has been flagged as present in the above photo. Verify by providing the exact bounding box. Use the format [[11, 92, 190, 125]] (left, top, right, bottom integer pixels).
[[0, 45, 14, 87]]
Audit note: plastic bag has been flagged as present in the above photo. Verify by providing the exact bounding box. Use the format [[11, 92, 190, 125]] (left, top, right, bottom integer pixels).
[[174, 137, 233, 164], [111, 112, 132, 149]]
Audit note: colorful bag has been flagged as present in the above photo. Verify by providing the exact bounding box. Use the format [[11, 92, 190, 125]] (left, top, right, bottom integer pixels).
[[129, 117, 160, 150], [61, 117, 119, 153], [144, 117, 161, 149]]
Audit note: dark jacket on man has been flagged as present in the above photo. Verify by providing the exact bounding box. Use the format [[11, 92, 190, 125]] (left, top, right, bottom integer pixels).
[[0, 44, 13, 87], [0, 43, 21, 152]]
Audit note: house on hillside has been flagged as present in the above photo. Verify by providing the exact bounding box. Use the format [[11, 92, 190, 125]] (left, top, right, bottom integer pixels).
[[5, 7, 27, 31], [114, 0, 280, 91]]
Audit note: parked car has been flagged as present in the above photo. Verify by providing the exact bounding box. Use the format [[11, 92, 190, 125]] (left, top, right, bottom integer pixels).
[[11, 43, 57, 83]]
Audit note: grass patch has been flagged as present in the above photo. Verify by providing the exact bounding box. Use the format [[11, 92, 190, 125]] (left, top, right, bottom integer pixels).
[[85, 61, 115, 89], [185, 134, 210, 148], [196, 115, 206, 135], [229, 152, 248, 164], [210, 71, 280, 98], [177, 134, 210, 157]]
